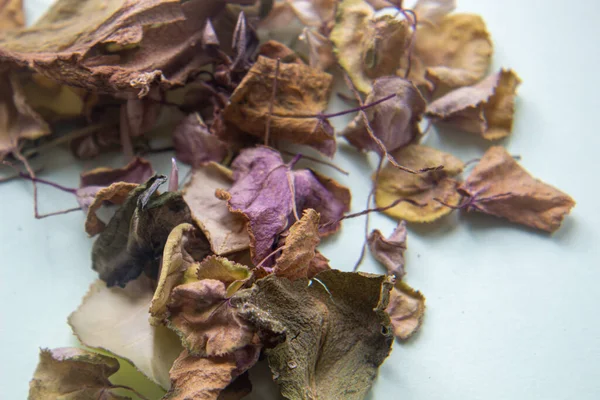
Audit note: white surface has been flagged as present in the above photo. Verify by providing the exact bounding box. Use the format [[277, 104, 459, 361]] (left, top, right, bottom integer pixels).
[[1, 0, 600, 399]]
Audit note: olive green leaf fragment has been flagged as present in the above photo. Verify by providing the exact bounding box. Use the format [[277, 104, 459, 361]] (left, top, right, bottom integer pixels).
[[91, 175, 196, 288], [29, 348, 131, 400], [231, 270, 394, 400]]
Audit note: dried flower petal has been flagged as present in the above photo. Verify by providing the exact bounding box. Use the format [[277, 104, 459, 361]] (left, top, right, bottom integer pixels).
[[223, 56, 336, 156], [375, 144, 464, 222], [426, 69, 522, 140], [257, 40, 305, 64], [183, 162, 251, 256], [459, 146, 575, 232], [342, 76, 426, 154], [68, 277, 183, 389], [0, 0, 24, 31], [331, 0, 410, 93], [84, 181, 138, 236], [368, 221, 408, 279], [196, 255, 252, 297], [386, 282, 426, 341], [173, 113, 228, 167], [28, 348, 128, 400], [413, 0, 456, 23], [231, 270, 394, 400], [80, 157, 154, 188], [300, 27, 335, 71]]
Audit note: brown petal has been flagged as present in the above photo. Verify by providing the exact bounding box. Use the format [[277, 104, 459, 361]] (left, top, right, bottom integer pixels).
[[459, 146, 575, 232], [0, 0, 24, 31], [368, 221, 408, 279], [84, 182, 138, 236], [386, 282, 426, 341], [426, 69, 522, 140]]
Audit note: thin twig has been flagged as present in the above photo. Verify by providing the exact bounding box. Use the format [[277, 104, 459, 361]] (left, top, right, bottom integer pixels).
[[281, 150, 349, 175], [264, 58, 281, 146], [254, 247, 284, 270]]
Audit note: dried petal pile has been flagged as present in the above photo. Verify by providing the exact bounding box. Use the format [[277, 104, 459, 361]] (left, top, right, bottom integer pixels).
[[0, 0, 576, 399]]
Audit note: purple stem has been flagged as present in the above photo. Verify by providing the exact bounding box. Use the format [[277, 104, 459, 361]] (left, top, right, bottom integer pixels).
[[18, 173, 77, 194]]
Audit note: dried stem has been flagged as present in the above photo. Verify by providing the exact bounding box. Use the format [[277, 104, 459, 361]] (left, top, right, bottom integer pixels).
[[254, 247, 283, 270], [264, 58, 281, 146], [281, 150, 349, 175], [286, 171, 300, 222]]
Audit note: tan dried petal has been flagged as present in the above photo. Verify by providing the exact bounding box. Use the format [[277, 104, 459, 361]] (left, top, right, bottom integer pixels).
[[375, 144, 464, 223], [257, 40, 305, 64], [183, 163, 250, 255], [426, 69, 522, 140], [459, 146, 575, 232], [413, 0, 456, 23], [0, 0, 24, 31], [401, 13, 493, 92], [368, 221, 408, 279], [223, 56, 335, 156], [386, 282, 426, 340], [300, 28, 336, 71], [84, 181, 138, 236], [331, 0, 409, 93]]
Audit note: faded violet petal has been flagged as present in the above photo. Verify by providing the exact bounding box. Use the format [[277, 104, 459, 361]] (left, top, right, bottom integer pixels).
[[342, 76, 426, 155], [368, 221, 408, 279], [173, 113, 228, 167]]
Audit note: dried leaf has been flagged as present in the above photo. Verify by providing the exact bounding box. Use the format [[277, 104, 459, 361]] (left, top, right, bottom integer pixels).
[[306, 251, 332, 278], [459, 146, 575, 232], [219, 147, 350, 264], [167, 279, 256, 357], [183, 162, 251, 256], [368, 221, 408, 279], [223, 56, 336, 157], [257, 40, 305, 64], [331, 0, 410, 93], [29, 348, 129, 400], [231, 270, 394, 400], [0, 73, 50, 161], [0, 0, 24, 31], [272, 208, 320, 280], [426, 69, 522, 140], [91, 175, 194, 287], [401, 13, 493, 92], [342, 76, 426, 154], [300, 28, 335, 71], [68, 277, 183, 389], [375, 144, 464, 222], [386, 282, 426, 341], [173, 113, 228, 167], [413, 0, 456, 23], [84, 181, 138, 236], [0, 0, 237, 95], [196, 255, 252, 297], [259, 0, 335, 29], [164, 349, 257, 400], [150, 223, 210, 325], [20, 74, 89, 121]]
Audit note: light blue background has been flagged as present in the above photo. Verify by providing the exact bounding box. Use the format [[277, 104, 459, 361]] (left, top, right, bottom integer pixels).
[[1, 1, 599, 399]]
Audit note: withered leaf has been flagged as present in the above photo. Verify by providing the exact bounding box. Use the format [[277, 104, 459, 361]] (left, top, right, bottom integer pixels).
[[368, 221, 408, 279], [84, 181, 138, 235], [257, 40, 305, 65], [223, 56, 336, 157], [342, 76, 426, 154], [300, 27, 335, 71], [91, 175, 194, 288], [196, 255, 252, 297], [401, 13, 493, 92], [271, 208, 321, 280], [231, 270, 394, 400], [386, 282, 426, 341], [0, 0, 24, 31], [68, 276, 183, 389], [164, 348, 258, 400], [150, 223, 210, 326], [168, 278, 256, 357], [459, 146, 575, 232], [0, 73, 50, 161], [183, 162, 251, 256], [259, 0, 336, 29], [0, 0, 239, 94], [173, 113, 228, 167], [219, 147, 350, 265], [375, 144, 464, 223], [413, 0, 456, 23], [29, 348, 129, 400], [426, 69, 522, 140], [331, 0, 410, 93]]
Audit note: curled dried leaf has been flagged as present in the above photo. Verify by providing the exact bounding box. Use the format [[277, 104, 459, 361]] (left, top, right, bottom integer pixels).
[[183, 162, 251, 256], [223, 56, 336, 156], [84, 181, 138, 236], [196, 255, 252, 297], [342, 76, 426, 154], [458, 146, 575, 232], [0, 0, 24, 31], [258, 40, 305, 64], [368, 220, 408, 279], [28, 348, 129, 400], [331, 0, 410, 93], [426, 69, 522, 140], [300, 27, 336, 71], [375, 144, 464, 222], [386, 281, 426, 341]]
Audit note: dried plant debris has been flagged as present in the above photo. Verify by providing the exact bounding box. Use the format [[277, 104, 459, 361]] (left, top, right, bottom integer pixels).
[[224, 56, 336, 156], [456, 146, 576, 232], [342, 76, 426, 154], [331, 0, 410, 93], [368, 221, 408, 279], [231, 270, 394, 400], [375, 144, 465, 223], [11, 1, 577, 399], [29, 348, 132, 400]]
